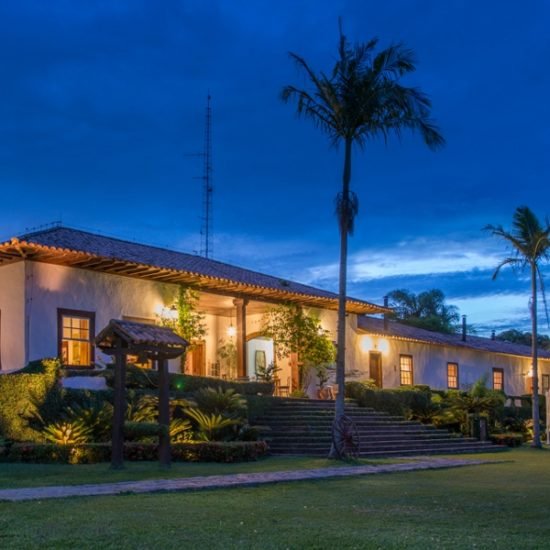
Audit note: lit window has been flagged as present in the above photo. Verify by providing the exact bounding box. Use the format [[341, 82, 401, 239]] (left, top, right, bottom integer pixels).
[[447, 362, 459, 389], [58, 309, 95, 367], [400, 355, 413, 386], [492, 368, 504, 391], [542, 374, 550, 393]]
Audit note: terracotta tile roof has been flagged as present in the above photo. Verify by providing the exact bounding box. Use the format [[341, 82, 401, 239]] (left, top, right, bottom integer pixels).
[[0, 226, 386, 314], [358, 316, 550, 360]]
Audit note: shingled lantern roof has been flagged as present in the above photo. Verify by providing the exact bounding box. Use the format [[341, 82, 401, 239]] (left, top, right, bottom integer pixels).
[[96, 319, 188, 359]]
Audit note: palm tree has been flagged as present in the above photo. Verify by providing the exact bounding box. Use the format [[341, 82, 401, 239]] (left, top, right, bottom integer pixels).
[[486, 206, 550, 448], [282, 25, 444, 457]]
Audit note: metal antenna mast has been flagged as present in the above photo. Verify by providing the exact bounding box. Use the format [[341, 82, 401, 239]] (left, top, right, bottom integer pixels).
[[199, 94, 213, 258]]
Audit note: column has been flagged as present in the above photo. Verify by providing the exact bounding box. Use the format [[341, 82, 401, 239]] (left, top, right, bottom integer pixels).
[[233, 298, 249, 378]]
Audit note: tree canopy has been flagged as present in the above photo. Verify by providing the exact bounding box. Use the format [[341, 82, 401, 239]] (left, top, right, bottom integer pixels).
[[387, 289, 460, 334], [495, 330, 550, 350]]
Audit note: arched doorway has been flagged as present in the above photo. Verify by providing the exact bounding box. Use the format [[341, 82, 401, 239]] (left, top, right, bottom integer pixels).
[[246, 332, 274, 379]]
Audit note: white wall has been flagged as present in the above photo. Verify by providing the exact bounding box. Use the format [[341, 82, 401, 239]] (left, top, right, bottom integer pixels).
[[25, 261, 183, 371], [0, 262, 25, 371], [354, 332, 550, 395]]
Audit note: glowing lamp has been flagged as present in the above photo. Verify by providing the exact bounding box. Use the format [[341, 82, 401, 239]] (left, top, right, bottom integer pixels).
[[227, 324, 237, 337]]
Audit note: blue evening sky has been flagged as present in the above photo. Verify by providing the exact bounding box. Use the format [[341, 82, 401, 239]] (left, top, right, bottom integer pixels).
[[0, 1, 549, 335]]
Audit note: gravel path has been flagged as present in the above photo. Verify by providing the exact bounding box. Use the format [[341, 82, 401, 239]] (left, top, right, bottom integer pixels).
[[0, 457, 494, 502]]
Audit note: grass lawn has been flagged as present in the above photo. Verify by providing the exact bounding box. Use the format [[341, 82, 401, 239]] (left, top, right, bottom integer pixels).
[[1, 448, 548, 549], [0, 456, 400, 489]]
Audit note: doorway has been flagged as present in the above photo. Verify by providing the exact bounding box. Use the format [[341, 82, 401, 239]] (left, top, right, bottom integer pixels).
[[186, 342, 206, 376], [369, 351, 383, 388]]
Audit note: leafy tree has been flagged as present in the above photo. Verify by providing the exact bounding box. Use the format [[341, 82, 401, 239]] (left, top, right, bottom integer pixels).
[[387, 289, 460, 334], [263, 303, 336, 388], [495, 329, 550, 351], [281, 23, 444, 449], [159, 285, 207, 371], [486, 206, 550, 448]]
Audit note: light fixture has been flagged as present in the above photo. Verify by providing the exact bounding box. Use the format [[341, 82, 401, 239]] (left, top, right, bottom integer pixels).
[[227, 311, 236, 337]]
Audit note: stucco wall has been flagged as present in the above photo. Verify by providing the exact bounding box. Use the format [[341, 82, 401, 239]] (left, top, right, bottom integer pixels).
[[25, 261, 184, 370], [354, 332, 550, 395], [0, 262, 25, 371]]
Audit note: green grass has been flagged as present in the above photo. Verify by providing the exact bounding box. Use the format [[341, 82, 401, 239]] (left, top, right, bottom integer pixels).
[[0, 456, 397, 489], [1, 448, 548, 549]]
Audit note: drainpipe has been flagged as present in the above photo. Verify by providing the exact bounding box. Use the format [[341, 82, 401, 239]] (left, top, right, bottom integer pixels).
[[383, 295, 389, 331], [462, 315, 467, 342]]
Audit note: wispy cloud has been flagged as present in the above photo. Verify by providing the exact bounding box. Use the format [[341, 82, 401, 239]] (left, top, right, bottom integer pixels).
[[302, 237, 503, 286]]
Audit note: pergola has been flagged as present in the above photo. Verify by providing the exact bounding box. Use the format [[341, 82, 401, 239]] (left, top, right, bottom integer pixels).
[[95, 319, 189, 468]]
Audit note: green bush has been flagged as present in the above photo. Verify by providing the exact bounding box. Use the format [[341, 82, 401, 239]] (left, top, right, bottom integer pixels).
[[0, 359, 60, 441], [490, 433, 524, 447], [192, 387, 247, 418], [345, 382, 432, 418], [3, 441, 269, 464], [99, 365, 274, 395]]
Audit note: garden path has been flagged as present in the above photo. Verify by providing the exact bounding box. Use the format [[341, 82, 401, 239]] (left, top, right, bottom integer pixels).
[[0, 457, 499, 502]]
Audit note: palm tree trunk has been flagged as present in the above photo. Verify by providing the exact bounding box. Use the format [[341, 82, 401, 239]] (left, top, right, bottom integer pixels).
[[329, 137, 352, 459], [531, 262, 541, 448]]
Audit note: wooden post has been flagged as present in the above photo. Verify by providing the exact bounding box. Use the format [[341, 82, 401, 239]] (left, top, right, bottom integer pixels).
[[111, 340, 127, 469], [158, 354, 171, 467], [233, 298, 249, 378]]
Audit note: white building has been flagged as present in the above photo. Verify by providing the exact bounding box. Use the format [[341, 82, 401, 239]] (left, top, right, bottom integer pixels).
[[0, 226, 548, 397]]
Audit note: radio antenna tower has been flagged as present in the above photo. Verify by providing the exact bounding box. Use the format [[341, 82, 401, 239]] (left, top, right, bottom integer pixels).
[[199, 94, 214, 258]]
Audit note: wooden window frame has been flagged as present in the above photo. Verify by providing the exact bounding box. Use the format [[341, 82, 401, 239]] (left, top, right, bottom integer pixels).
[[399, 354, 414, 386], [492, 367, 504, 391], [447, 362, 459, 389], [57, 308, 95, 368]]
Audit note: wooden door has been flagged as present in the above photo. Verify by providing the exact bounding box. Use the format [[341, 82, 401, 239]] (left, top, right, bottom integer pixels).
[[186, 342, 206, 376], [369, 352, 382, 388]]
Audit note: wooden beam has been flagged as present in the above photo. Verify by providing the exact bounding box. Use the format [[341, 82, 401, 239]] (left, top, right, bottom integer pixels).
[[233, 298, 249, 378], [111, 342, 127, 470], [158, 355, 171, 468]]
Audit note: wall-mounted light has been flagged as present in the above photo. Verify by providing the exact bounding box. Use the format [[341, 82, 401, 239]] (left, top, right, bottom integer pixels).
[[360, 335, 389, 355]]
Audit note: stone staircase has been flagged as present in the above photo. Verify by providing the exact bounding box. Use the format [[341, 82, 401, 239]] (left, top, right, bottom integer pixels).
[[255, 398, 503, 457]]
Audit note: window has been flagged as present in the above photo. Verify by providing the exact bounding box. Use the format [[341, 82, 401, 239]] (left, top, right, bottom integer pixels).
[[58, 309, 95, 367], [447, 362, 459, 389], [492, 368, 504, 391], [399, 355, 413, 386], [542, 374, 550, 393]]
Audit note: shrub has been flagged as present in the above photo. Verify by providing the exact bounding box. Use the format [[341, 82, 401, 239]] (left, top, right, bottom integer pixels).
[[0, 359, 60, 441], [345, 383, 432, 418], [490, 433, 524, 447], [42, 420, 93, 445], [101, 365, 274, 395], [3, 441, 269, 464], [192, 387, 247, 418], [185, 408, 240, 441]]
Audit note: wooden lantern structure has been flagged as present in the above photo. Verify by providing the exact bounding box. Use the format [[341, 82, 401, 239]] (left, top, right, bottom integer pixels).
[[95, 319, 188, 469]]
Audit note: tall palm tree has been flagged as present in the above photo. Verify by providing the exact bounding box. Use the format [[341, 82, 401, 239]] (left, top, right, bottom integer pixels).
[[282, 26, 444, 457], [486, 206, 550, 448]]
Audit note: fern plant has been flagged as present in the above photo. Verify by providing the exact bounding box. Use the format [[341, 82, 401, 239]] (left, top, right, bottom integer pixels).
[[185, 408, 239, 441], [43, 420, 92, 445], [192, 387, 247, 418]]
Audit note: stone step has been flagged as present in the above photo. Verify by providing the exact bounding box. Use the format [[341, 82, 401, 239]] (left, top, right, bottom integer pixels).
[[269, 443, 499, 457]]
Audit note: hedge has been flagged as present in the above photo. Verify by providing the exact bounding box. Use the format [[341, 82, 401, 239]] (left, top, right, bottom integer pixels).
[[2, 441, 269, 464], [0, 359, 59, 441], [345, 381, 431, 417], [97, 365, 274, 396]]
